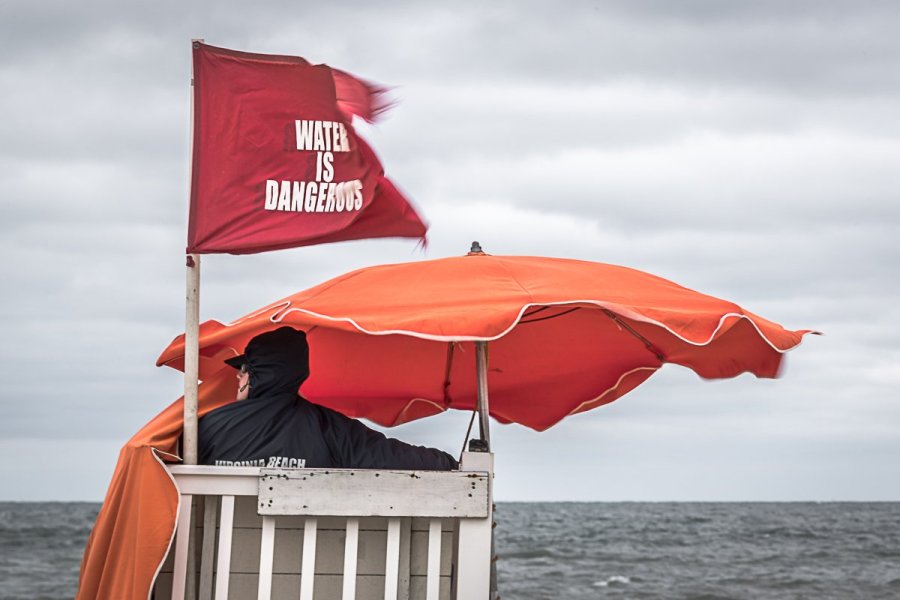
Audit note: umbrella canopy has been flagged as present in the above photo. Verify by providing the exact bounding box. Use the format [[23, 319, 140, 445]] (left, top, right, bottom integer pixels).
[[157, 250, 815, 431]]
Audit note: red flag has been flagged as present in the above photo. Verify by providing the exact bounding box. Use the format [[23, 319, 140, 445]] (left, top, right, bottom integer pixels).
[[186, 43, 427, 254]]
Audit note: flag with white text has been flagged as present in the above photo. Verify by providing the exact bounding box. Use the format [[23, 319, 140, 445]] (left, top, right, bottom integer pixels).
[[187, 43, 427, 254]]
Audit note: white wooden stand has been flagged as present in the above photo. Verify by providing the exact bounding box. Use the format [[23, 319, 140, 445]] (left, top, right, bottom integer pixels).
[[157, 453, 494, 600]]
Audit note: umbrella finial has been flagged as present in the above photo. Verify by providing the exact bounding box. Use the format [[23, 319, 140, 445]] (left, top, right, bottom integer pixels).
[[468, 241, 484, 255]]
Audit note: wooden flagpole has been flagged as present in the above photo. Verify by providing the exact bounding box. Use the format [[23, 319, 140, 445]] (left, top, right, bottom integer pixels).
[[183, 40, 203, 466], [183, 254, 200, 464], [181, 40, 205, 600]]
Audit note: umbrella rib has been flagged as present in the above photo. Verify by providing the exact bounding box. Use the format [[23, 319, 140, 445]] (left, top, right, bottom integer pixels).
[[521, 306, 552, 319], [458, 410, 477, 463], [442, 342, 454, 406], [602, 309, 666, 362], [519, 307, 581, 324]]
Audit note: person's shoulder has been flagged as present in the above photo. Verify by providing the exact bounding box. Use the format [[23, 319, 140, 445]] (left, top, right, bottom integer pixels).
[[201, 396, 268, 421], [199, 400, 242, 425], [298, 395, 353, 426]]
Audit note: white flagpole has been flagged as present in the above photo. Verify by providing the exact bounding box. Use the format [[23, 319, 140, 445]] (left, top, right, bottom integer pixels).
[[183, 40, 203, 466], [183, 254, 200, 464], [181, 40, 205, 600]]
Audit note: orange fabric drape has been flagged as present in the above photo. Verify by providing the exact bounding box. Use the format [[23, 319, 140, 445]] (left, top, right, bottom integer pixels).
[[76, 369, 234, 600]]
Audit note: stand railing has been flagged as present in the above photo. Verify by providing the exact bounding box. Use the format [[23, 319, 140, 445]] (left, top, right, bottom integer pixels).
[[153, 452, 493, 600]]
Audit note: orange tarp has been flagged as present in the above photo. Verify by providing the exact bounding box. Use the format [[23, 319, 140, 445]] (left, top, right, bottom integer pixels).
[[76, 370, 233, 600]]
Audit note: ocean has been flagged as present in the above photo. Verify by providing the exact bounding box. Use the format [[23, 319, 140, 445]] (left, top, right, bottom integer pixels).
[[1, 502, 898, 599]]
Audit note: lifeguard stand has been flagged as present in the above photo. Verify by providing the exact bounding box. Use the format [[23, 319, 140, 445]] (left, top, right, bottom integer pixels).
[[153, 451, 493, 600]]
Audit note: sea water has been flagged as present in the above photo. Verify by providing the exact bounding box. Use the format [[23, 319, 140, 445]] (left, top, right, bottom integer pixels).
[[496, 502, 900, 599], [1, 502, 898, 599]]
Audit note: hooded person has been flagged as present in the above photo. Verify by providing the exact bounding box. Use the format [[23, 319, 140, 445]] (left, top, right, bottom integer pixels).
[[198, 326, 458, 470]]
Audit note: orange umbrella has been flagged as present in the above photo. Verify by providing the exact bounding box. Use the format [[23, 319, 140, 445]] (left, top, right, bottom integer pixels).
[[157, 246, 816, 432], [79, 246, 815, 599]]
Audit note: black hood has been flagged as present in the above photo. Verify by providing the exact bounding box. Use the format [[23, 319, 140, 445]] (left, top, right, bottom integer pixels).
[[242, 327, 310, 398]]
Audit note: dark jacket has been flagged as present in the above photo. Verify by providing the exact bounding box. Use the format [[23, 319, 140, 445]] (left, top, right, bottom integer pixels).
[[198, 327, 457, 470]]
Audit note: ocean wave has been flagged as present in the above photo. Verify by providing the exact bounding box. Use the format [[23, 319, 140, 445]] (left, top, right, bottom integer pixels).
[[593, 575, 630, 587], [502, 549, 554, 560]]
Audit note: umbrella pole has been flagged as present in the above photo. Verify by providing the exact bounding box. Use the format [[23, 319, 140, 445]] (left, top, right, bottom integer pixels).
[[475, 341, 491, 449], [474, 340, 499, 600]]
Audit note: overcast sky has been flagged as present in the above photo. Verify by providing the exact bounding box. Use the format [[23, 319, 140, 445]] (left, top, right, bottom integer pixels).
[[2, 0, 898, 501]]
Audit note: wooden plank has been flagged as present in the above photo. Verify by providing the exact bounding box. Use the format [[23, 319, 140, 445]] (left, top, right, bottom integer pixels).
[[453, 452, 493, 600], [383, 518, 401, 600], [425, 519, 441, 600], [342, 518, 359, 600], [225, 573, 389, 600], [187, 496, 200, 600], [411, 517, 453, 533], [299, 518, 318, 600], [159, 541, 176, 574], [410, 530, 452, 577], [171, 494, 193, 600], [170, 572, 450, 600], [233, 495, 264, 528], [228, 527, 394, 575], [214, 495, 235, 600], [257, 516, 275, 599], [398, 519, 411, 600], [170, 466, 260, 496], [234, 495, 395, 530], [411, 575, 451, 600], [199, 496, 218, 600], [258, 469, 488, 518], [170, 465, 263, 477]]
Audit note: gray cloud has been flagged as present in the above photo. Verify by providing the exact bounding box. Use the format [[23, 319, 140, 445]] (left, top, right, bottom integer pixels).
[[1, 0, 897, 500]]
